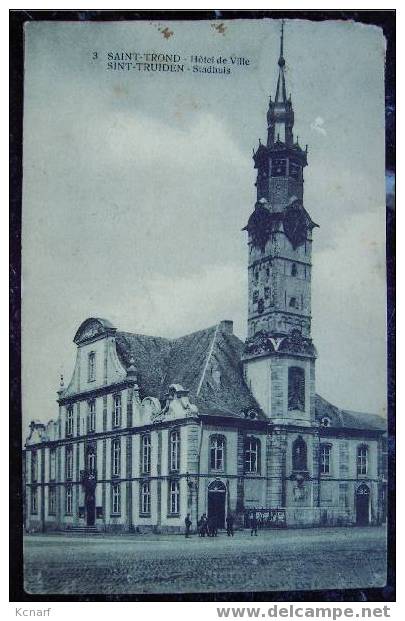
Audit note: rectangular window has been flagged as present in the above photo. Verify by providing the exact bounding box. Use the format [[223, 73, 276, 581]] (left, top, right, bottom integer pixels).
[[111, 439, 121, 477], [339, 483, 348, 508], [65, 446, 73, 480], [112, 394, 122, 428], [88, 352, 96, 382], [141, 434, 151, 474], [49, 448, 56, 481], [140, 481, 151, 515], [31, 487, 38, 514], [210, 436, 225, 471], [357, 446, 368, 476], [169, 479, 180, 515], [31, 450, 38, 483], [88, 400, 96, 432], [66, 406, 74, 436], [48, 486, 56, 515], [320, 445, 331, 475], [245, 438, 260, 474], [112, 483, 121, 515], [169, 430, 180, 472], [65, 486, 73, 515]]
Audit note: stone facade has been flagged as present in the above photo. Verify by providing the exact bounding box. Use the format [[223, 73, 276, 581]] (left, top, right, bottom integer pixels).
[[23, 27, 387, 534]]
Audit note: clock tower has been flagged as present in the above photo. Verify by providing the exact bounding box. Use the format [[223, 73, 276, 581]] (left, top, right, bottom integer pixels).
[[243, 22, 318, 426]]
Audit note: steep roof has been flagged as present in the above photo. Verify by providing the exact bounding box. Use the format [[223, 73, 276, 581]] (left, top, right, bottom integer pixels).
[[115, 324, 386, 430], [116, 322, 263, 419], [315, 394, 386, 432]]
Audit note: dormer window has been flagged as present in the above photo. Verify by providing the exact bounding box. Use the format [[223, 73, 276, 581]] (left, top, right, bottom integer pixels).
[[320, 416, 331, 428], [88, 352, 96, 382]]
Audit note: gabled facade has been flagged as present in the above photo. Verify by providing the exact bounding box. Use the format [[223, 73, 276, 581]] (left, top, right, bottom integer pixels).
[[23, 24, 387, 533]]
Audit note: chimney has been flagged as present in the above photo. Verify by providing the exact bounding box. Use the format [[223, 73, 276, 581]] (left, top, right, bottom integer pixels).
[[220, 320, 233, 335]]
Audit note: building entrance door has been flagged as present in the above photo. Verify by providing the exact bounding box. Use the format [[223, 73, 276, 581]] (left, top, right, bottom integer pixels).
[[86, 492, 95, 526], [208, 480, 226, 529], [356, 483, 370, 526]]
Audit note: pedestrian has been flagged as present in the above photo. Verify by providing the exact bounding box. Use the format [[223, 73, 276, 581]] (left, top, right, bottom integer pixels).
[[197, 516, 203, 537], [207, 514, 215, 537], [226, 512, 234, 537], [201, 513, 208, 537], [185, 513, 192, 538], [250, 512, 258, 536]]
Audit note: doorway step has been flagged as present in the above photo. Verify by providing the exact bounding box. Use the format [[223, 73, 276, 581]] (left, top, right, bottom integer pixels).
[[62, 526, 101, 535]]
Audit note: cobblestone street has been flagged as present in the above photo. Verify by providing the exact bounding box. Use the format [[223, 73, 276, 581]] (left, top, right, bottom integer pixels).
[[24, 526, 387, 595]]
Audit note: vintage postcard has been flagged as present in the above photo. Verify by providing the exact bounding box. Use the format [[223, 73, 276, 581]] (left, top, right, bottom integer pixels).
[[18, 14, 391, 597]]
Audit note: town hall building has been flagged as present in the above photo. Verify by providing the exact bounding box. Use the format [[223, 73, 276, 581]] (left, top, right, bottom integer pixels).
[[23, 26, 387, 533]]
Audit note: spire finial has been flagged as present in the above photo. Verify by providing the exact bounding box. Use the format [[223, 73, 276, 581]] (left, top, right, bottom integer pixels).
[[278, 19, 285, 68], [275, 20, 287, 103]]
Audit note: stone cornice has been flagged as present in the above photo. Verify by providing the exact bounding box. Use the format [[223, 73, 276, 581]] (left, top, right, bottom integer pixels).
[[58, 378, 137, 405]]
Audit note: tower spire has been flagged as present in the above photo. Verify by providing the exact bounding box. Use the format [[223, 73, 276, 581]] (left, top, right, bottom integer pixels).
[[275, 20, 287, 103], [267, 19, 294, 146]]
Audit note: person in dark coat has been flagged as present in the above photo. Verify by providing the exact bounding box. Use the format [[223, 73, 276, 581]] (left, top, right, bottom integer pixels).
[[226, 513, 234, 537], [207, 514, 215, 537], [250, 512, 258, 536], [185, 513, 192, 538], [201, 513, 208, 537]]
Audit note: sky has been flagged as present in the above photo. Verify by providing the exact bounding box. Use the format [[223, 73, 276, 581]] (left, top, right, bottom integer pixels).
[[21, 18, 387, 433]]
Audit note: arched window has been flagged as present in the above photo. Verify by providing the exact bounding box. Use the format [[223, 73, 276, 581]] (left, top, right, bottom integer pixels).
[[245, 437, 261, 474], [169, 479, 180, 514], [140, 481, 151, 515], [111, 438, 121, 477], [288, 366, 305, 411], [141, 434, 151, 474], [210, 435, 225, 471], [292, 436, 307, 471], [112, 394, 122, 428], [169, 430, 180, 472], [87, 446, 96, 472], [357, 445, 368, 476], [291, 263, 298, 277], [320, 444, 332, 475]]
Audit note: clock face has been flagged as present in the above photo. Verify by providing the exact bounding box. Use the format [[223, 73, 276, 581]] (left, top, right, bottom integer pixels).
[[284, 206, 307, 249], [271, 159, 287, 177]]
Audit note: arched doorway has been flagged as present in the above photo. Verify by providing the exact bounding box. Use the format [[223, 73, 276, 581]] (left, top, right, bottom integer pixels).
[[208, 480, 226, 529], [356, 483, 370, 526]]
